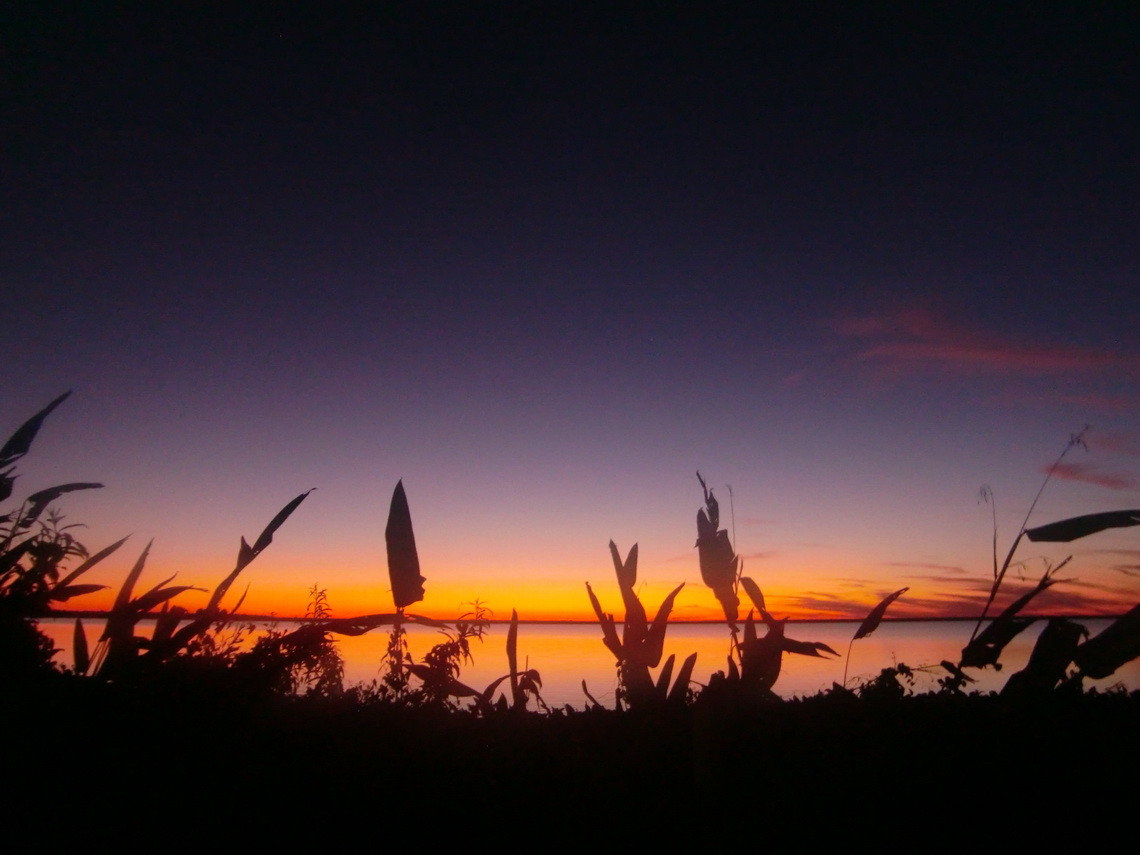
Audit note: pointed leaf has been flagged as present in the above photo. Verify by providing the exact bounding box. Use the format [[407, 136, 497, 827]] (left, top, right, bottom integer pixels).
[[610, 540, 637, 591], [236, 537, 254, 571], [744, 609, 757, 643], [111, 540, 153, 614], [57, 534, 130, 588], [230, 583, 250, 616], [251, 489, 315, 555], [49, 583, 107, 602], [386, 481, 425, 609], [479, 673, 513, 707], [0, 391, 71, 467], [618, 573, 649, 647], [73, 618, 89, 675], [853, 587, 909, 640], [639, 582, 685, 668], [21, 483, 103, 524], [782, 638, 840, 658], [740, 577, 765, 613], [131, 585, 204, 614], [655, 653, 676, 700], [667, 651, 698, 704], [1026, 510, 1140, 543], [586, 582, 623, 661], [209, 491, 312, 612]]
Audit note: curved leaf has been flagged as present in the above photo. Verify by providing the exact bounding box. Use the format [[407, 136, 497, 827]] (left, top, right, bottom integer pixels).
[[22, 483, 103, 524], [668, 652, 698, 704], [586, 582, 622, 661], [610, 540, 637, 591], [57, 534, 130, 587], [0, 391, 71, 468], [740, 577, 766, 613], [782, 638, 839, 658], [853, 587, 909, 640], [1026, 510, 1140, 543], [50, 583, 107, 602], [210, 490, 313, 611], [1074, 603, 1140, 679], [639, 582, 685, 668]]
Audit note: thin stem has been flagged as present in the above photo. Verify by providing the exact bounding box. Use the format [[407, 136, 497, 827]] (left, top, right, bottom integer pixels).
[[969, 428, 1088, 644]]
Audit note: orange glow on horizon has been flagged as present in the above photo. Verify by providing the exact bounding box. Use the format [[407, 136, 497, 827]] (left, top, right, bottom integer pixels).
[[60, 560, 1138, 623]]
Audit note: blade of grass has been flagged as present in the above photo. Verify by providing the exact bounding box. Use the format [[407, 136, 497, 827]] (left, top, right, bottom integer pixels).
[[970, 429, 1087, 643], [56, 534, 130, 588]]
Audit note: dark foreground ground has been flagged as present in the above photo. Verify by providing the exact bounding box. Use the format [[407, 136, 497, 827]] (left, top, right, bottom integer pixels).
[[5, 676, 1137, 844]]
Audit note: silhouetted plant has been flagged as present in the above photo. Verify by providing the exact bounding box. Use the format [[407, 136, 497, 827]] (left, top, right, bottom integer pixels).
[[586, 540, 690, 709], [477, 609, 546, 712], [84, 490, 314, 681], [695, 471, 740, 626], [954, 431, 1140, 691], [843, 587, 909, 686], [965, 430, 1087, 652], [725, 585, 838, 700], [0, 393, 122, 677], [693, 476, 838, 699], [857, 663, 915, 701]]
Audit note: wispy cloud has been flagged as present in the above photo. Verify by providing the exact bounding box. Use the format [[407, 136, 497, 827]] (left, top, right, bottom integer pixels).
[[1048, 462, 1139, 491], [881, 561, 966, 573], [830, 307, 1135, 379]]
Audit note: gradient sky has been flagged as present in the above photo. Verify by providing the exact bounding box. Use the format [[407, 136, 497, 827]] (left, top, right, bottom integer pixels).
[[5, 4, 1139, 621]]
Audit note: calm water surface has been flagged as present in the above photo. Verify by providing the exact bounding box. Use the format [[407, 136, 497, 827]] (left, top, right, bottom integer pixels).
[[39, 618, 1137, 708]]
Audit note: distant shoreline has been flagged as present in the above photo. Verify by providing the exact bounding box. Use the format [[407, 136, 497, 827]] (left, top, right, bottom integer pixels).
[[41, 610, 1128, 624]]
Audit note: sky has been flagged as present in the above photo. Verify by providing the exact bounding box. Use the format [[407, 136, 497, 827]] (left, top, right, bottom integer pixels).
[[5, 4, 1139, 622]]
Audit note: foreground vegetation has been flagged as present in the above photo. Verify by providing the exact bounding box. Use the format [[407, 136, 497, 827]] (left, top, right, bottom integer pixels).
[[3, 394, 1139, 836]]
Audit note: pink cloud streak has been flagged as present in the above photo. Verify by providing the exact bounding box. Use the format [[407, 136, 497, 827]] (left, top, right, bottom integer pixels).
[[1048, 462, 1139, 491], [831, 307, 1135, 378]]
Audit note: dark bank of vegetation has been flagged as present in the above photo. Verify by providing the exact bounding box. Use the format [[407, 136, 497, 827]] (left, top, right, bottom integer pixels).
[[3, 395, 1139, 833]]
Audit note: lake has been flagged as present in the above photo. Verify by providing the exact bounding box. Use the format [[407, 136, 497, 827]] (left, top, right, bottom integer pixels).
[[37, 615, 1137, 706]]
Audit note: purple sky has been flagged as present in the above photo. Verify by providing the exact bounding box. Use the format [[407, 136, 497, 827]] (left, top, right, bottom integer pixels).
[[5, 5, 1139, 619]]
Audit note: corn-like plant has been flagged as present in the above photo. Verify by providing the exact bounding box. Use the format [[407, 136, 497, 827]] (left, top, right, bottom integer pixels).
[[476, 609, 546, 713], [728, 578, 838, 697], [695, 471, 740, 626], [586, 540, 691, 709]]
